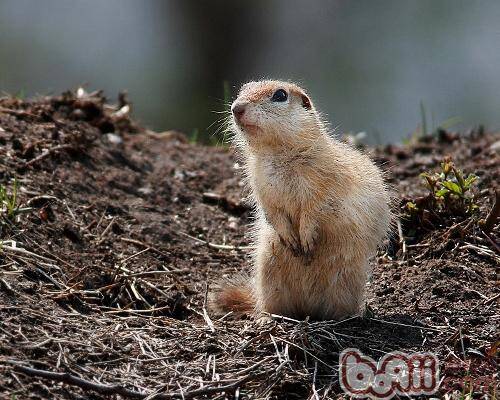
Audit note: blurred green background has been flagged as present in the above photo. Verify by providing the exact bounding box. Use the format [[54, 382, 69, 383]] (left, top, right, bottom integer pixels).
[[1, 0, 499, 144]]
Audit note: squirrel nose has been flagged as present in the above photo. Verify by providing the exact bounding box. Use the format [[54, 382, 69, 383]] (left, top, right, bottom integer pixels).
[[231, 102, 247, 119]]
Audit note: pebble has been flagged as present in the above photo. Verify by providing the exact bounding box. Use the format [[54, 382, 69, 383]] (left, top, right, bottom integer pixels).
[[489, 140, 500, 152], [105, 133, 123, 144]]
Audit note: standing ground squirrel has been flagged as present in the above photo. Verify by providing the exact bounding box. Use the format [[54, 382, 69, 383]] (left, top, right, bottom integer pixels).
[[211, 80, 392, 320]]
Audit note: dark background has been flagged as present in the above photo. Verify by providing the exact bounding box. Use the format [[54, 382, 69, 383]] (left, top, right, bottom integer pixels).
[[1, 0, 499, 143]]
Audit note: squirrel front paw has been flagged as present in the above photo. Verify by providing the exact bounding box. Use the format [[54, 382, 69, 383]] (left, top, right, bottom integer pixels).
[[278, 228, 316, 262], [277, 231, 302, 257], [300, 228, 316, 254], [299, 220, 318, 261], [265, 209, 302, 256]]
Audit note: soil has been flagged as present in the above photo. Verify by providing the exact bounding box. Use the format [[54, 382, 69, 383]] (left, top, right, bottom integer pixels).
[[0, 90, 498, 399]]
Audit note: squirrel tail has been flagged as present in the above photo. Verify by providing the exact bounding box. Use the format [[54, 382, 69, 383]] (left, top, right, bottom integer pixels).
[[209, 276, 255, 316]]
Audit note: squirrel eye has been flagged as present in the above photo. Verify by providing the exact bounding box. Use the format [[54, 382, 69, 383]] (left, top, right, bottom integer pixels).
[[271, 89, 288, 102]]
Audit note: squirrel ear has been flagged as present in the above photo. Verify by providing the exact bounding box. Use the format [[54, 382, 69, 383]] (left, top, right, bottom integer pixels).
[[301, 94, 312, 110]]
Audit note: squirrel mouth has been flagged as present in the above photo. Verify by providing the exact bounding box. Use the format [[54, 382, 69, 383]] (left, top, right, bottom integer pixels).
[[238, 122, 260, 134]]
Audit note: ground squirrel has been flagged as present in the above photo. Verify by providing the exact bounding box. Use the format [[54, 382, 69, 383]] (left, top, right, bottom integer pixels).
[[211, 80, 392, 320]]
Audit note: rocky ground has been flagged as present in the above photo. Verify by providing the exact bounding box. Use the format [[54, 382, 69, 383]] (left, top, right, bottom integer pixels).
[[0, 90, 498, 399]]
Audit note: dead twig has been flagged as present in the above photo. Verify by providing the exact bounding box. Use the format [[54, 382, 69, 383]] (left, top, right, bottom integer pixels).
[[481, 189, 499, 234], [0, 107, 38, 119], [120, 237, 171, 258], [0, 278, 15, 295], [102, 305, 175, 314], [179, 231, 254, 251], [396, 219, 406, 256], [202, 192, 250, 215], [483, 292, 500, 305], [22, 144, 75, 168], [96, 217, 116, 244], [169, 374, 255, 399], [481, 231, 500, 254], [9, 362, 146, 398], [125, 270, 187, 277], [0, 243, 56, 263], [8, 361, 257, 399], [202, 282, 215, 333]]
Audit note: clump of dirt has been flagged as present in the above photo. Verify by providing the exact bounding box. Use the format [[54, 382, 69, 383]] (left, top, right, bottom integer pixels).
[[0, 91, 498, 399]]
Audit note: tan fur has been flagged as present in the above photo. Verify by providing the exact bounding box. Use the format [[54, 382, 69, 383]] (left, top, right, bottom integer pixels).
[[209, 276, 255, 316], [212, 80, 392, 320]]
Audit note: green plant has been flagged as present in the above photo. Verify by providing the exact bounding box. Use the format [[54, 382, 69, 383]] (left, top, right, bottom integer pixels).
[[0, 179, 19, 220], [206, 81, 232, 147], [404, 101, 461, 145], [420, 100, 428, 137], [217, 80, 232, 147], [0, 179, 32, 231], [14, 88, 26, 100], [422, 158, 478, 215], [189, 128, 200, 144], [223, 80, 231, 107], [404, 158, 479, 227]]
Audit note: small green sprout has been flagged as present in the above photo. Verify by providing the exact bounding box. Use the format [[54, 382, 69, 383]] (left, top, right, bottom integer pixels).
[[403, 157, 479, 229], [0, 179, 19, 220], [405, 201, 418, 213], [421, 157, 478, 215], [189, 128, 200, 144], [0, 179, 32, 233]]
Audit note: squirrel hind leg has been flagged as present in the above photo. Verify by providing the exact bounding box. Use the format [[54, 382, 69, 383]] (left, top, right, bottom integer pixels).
[[209, 275, 255, 317]]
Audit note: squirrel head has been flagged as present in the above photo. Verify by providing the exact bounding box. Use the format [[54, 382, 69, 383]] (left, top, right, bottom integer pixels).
[[230, 80, 323, 152]]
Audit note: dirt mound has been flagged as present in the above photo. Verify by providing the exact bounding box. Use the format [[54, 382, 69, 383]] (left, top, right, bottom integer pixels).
[[0, 91, 498, 398]]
